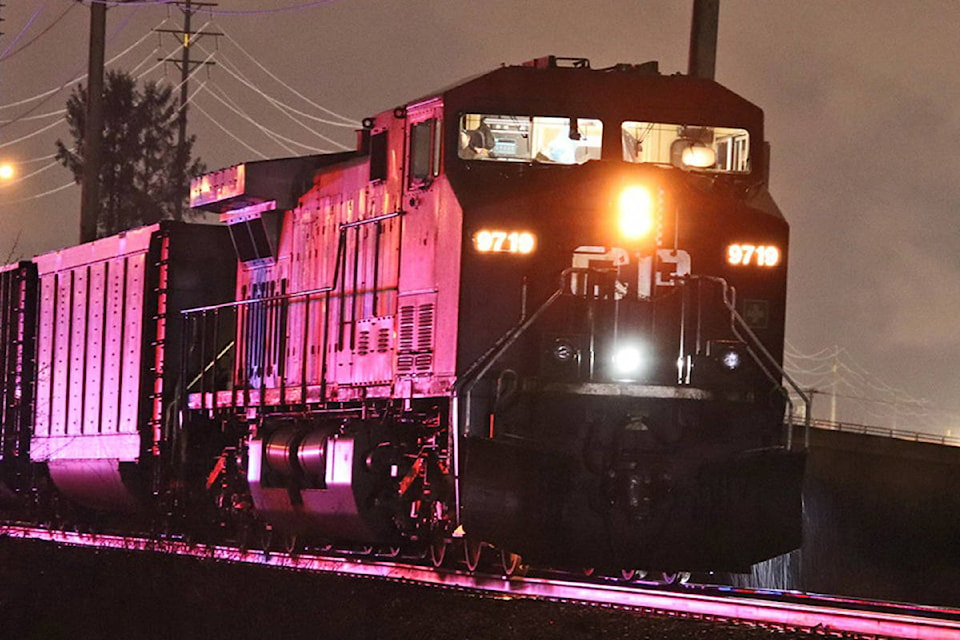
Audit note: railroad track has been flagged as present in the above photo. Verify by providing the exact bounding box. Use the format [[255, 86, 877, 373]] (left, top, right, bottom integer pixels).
[[1, 523, 957, 640]]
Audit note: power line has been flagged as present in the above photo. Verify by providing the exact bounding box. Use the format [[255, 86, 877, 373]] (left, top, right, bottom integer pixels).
[[0, 2, 50, 61], [0, 19, 165, 127], [221, 28, 358, 126], [198, 44, 351, 150]]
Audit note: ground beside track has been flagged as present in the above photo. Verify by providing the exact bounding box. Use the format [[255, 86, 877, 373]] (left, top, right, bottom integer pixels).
[[0, 537, 817, 639]]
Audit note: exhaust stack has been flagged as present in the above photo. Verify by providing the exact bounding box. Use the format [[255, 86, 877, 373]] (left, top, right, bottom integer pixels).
[[688, 0, 720, 80]]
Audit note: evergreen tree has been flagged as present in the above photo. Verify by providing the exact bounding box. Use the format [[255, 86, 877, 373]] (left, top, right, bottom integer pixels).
[[56, 70, 204, 238]]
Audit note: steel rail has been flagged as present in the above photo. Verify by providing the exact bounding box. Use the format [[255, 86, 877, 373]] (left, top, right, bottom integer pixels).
[[1, 524, 957, 640]]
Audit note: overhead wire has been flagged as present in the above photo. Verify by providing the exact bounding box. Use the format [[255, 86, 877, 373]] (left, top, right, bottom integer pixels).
[[0, 181, 76, 208], [0, 17, 168, 129], [201, 83, 328, 154], [6, 160, 61, 186], [190, 100, 268, 160], [182, 1, 339, 17], [220, 29, 358, 126], [0, 2, 74, 62], [0, 119, 66, 150], [784, 341, 953, 431], [0, 15, 168, 206], [198, 44, 352, 150], [0, 109, 67, 124], [1, 5, 360, 208]]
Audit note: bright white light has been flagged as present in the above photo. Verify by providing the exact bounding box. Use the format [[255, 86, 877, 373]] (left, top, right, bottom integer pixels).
[[721, 350, 741, 371], [0, 163, 14, 181], [612, 345, 645, 378]]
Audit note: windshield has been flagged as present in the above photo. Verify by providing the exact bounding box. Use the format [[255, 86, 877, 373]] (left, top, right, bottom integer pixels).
[[621, 121, 750, 174], [459, 114, 602, 165]]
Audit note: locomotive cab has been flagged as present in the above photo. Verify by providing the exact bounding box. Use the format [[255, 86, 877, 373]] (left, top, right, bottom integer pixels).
[[444, 57, 803, 571]]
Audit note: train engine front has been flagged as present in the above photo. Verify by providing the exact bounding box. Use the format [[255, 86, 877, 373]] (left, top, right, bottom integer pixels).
[[448, 57, 804, 573], [184, 56, 804, 575]]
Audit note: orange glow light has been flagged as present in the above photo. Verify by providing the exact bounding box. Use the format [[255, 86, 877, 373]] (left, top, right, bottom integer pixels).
[[617, 186, 655, 240]]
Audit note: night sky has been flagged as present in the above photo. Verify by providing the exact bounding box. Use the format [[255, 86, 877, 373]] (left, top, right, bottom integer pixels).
[[1, 1, 958, 435]]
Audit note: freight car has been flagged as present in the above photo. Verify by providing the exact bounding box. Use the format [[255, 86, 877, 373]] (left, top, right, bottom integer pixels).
[[0, 56, 807, 577], [0, 223, 235, 524]]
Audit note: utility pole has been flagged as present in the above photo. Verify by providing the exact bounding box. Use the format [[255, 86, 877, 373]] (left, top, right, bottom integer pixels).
[[156, 1, 219, 221], [830, 347, 839, 424], [79, 0, 107, 244]]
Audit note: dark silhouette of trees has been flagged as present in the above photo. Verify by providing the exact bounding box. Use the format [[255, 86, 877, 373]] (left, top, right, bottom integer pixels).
[[56, 70, 204, 238]]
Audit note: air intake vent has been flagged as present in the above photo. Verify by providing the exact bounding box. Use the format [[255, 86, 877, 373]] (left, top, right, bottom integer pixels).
[[397, 300, 435, 375], [377, 327, 390, 353], [397, 355, 414, 374], [357, 329, 370, 356], [399, 305, 416, 352], [414, 354, 433, 371], [417, 303, 435, 351]]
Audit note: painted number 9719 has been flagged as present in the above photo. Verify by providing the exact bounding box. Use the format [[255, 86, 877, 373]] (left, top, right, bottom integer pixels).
[[727, 243, 780, 267]]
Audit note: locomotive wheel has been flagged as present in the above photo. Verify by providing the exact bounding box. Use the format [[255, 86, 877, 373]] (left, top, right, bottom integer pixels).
[[236, 522, 251, 553], [659, 571, 690, 585], [464, 538, 483, 572], [429, 540, 447, 567], [500, 550, 524, 577]]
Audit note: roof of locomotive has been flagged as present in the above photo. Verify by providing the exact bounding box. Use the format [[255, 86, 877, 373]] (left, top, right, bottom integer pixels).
[[412, 56, 764, 140]]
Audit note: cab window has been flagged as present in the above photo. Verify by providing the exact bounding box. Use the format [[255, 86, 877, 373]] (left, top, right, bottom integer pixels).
[[459, 114, 602, 165], [621, 121, 750, 174], [409, 118, 441, 186]]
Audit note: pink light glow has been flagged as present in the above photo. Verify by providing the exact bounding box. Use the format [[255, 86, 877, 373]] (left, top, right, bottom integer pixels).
[[1, 524, 957, 639]]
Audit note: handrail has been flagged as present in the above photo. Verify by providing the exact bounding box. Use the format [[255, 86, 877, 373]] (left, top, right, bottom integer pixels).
[[691, 275, 811, 450]]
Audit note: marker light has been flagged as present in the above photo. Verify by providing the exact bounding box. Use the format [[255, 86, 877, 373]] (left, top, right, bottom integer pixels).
[[720, 349, 741, 371], [617, 186, 655, 241], [680, 143, 717, 169], [552, 339, 578, 363]]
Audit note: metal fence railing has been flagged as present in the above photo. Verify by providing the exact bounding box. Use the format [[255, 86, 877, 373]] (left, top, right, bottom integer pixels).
[[808, 418, 960, 448]]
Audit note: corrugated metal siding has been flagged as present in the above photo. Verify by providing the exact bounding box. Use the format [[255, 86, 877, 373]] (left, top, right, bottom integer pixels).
[[0, 262, 37, 463], [31, 226, 157, 462]]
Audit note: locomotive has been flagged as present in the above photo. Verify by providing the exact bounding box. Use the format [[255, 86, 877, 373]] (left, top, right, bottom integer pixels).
[[1, 56, 805, 576]]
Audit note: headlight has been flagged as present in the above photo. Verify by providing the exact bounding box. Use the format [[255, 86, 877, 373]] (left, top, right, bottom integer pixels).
[[611, 343, 648, 380], [617, 186, 655, 241]]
